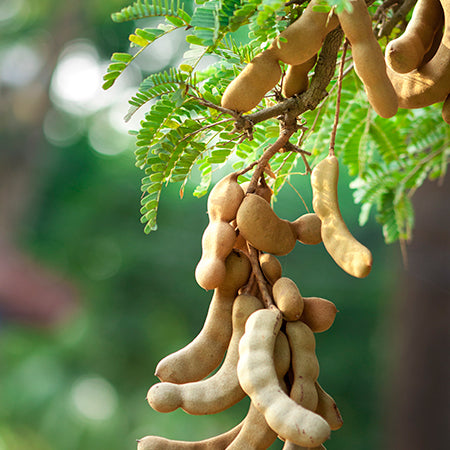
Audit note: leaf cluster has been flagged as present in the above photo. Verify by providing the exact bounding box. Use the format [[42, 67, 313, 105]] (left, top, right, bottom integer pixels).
[[103, 0, 449, 244]]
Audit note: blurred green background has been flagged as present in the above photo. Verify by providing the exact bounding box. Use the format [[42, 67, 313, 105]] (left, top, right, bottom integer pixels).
[[1, 1, 445, 449]]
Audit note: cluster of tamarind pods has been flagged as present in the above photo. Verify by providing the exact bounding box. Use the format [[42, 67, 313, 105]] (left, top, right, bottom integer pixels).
[[221, 0, 450, 124], [138, 153, 373, 448]]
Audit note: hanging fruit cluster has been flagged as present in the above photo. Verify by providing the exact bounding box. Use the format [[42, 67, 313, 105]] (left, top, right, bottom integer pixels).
[[137, 152, 372, 448]]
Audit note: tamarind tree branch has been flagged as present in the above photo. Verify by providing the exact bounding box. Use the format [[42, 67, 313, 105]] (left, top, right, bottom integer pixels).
[[234, 27, 344, 133], [378, 0, 417, 37]]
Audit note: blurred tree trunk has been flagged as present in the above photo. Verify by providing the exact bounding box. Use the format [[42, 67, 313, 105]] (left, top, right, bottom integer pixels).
[[386, 174, 450, 450]]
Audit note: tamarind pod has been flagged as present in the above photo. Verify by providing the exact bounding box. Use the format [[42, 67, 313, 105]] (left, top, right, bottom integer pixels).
[[259, 253, 282, 285], [147, 294, 263, 414], [386, 0, 450, 109], [272, 277, 304, 322], [337, 0, 398, 118], [226, 331, 291, 449], [137, 423, 243, 450], [311, 155, 373, 278], [195, 221, 237, 291], [236, 194, 297, 256], [155, 251, 251, 384], [289, 213, 322, 245], [282, 55, 317, 98], [208, 173, 245, 222], [315, 383, 344, 431], [270, 0, 339, 66], [442, 94, 450, 124], [240, 180, 273, 203], [286, 321, 320, 411], [301, 297, 337, 333], [385, 0, 444, 73], [420, 16, 444, 65], [237, 309, 331, 447], [221, 48, 282, 112]]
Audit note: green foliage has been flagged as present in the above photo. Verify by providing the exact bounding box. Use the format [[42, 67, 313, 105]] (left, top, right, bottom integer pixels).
[[104, 0, 450, 242]]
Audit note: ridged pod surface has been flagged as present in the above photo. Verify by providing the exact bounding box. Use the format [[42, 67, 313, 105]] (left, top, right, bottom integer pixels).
[[155, 251, 250, 384], [236, 194, 296, 256], [237, 309, 331, 447], [311, 156, 372, 278], [226, 334, 291, 449]]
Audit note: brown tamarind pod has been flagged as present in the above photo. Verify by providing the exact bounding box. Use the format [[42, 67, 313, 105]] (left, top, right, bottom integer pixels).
[[221, 48, 282, 112], [282, 442, 326, 450], [148, 294, 263, 414], [443, 94, 450, 124], [155, 251, 250, 384], [236, 194, 297, 256], [337, 0, 398, 118], [290, 213, 322, 245], [272, 277, 304, 321], [259, 252, 282, 285], [386, 0, 450, 110], [315, 382, 344, 431], [311, 155, 373, 278], [137, 423, 243, 449], [301, 297, 337, 333], [208, 172, 245, 222], [195, 221, 237, 291], [270, 0, 339, 66], [385, 0, 444, 73], [282, 55, 317, 98], [226, 331, 291, 449]]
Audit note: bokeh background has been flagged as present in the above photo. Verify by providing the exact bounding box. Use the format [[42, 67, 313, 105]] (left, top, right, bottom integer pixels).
[[1, 1, 448, 449]]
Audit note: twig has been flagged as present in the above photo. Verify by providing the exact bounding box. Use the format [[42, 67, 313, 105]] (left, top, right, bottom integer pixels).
[[247, 244, 277, 310], [379, 0, 417, 38], [329, 39, 348, 157], [190, 95, 241, 119]]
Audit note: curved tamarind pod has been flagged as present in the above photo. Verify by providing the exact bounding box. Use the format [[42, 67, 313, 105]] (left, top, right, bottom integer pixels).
[[236, 194, 297, 256], [286, 321, 320, 411], [148, 294, 263, 414], [443, 94, 450, 123], [137, 423, 243, 450], [282, 55, 318, 98], [282, 441, 326, 450], [270, 0, 339, 66], [155, 251, 250, 384], [208, 173, 245, 222], [237, 309, 331, 447], [385, 0, 444, 73], [272, 277, 304, 321], [420, 16, 444, 65], [259, 253, 282, 285], [227, 331, 291, 449], [386, 0, 450, 109], [337, 0, 398, 118], [301, 297, 337, 333], [195, 221, 237, 290], [315, 383, 344, 431], [221, 48, 282, 112], [290, 213, 322, 245], [311, 155, 373, 278]]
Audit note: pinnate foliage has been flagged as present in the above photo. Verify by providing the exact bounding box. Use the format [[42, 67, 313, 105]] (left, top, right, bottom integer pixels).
[[104, 0, 450, 244]]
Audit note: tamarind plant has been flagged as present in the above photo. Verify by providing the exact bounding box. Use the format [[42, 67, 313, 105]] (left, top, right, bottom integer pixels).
[[102, 0, 449, 447]]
